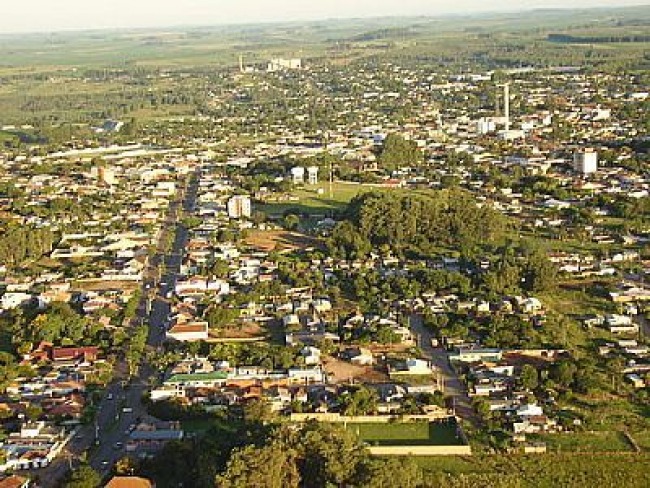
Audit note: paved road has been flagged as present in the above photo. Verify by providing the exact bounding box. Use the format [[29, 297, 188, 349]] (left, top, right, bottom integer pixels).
[[29, 172, 200, 486], [409, 314, 478, 424], [89, 171, 199, 475]]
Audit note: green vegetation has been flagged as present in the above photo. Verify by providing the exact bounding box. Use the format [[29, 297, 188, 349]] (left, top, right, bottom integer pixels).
[[377, 133, 423, 170], [347, 421, 463, 446], [257, 182, 384, 216], [415, 453, 650, 488], [530, 431, 634, 453], [62, 464, 101, 488], [0, 226, 55, 269], [329, 190, 508, 259], [631, 429, 650, 452], [139, 418, 423, 488]]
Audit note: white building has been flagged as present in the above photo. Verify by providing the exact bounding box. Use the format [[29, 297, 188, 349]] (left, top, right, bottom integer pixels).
[[227, 195, 252, 219], [166, 322, 209, 342], [290, 166, 305, 184], [307, 166, 319, 185], [475, 118, 496, 135], [93, 166, 118, 186], [573, 149, 598, 174], [267, 58, 302, 72]]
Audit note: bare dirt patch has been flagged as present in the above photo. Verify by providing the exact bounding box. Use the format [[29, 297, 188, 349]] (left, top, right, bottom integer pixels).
[[208, 321, 266, 340], [245, 230, 323, 252], [323, 357, 389, 384], [73, 279, 140, 292]]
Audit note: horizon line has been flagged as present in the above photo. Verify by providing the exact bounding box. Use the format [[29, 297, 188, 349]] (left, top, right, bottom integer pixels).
[[1, 4, 648, 37]]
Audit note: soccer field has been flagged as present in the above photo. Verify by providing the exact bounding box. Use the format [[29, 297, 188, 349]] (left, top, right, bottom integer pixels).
[[346, 421, 464, 446]]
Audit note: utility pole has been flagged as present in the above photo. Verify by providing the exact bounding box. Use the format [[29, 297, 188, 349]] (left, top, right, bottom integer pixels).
[[504, 82, 511, 133], [324, 131, 333, 200]]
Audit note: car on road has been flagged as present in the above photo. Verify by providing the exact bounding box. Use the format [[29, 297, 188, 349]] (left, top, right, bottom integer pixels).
[[114, 442, 123, 449], [101, 460, 110, 468], [107, 393, 113, 400], [122, 407, 133, 413]]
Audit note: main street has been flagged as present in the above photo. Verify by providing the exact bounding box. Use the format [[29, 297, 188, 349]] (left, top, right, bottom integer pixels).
[[88, 170, 200, 475], [29, 171, 200, 486]]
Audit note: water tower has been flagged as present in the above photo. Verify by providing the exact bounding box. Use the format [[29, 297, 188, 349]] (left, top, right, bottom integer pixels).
[[307, 166, 319, 185]]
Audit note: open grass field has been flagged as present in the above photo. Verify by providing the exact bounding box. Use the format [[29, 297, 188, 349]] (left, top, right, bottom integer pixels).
[[347, 421, 464, 446], [258, 182, 400, 216], [530, 431, 635, 453], [630, 429, 650, 452], [538, 284, 616, 317], [414, 453, 650, 488]]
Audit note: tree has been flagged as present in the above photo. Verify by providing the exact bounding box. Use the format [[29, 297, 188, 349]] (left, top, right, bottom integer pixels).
[[25, 404, 43, 421], [293, 422, 366, 487], [115, 456, 138, 476], [473, 397, 491, 422], [377, 133, 422, 170], [355, 458, 423, 488], [340, 387, 378, 416], [64, 464, 101, 488], [551, 360, 577, 388], [520, 364, 539, 391], [207, 259, 230, 279], [205, 305, 239, 330], [283, 213, 300, 231], [140, 440, 197, 488], [216, 442, 299, 488], [522, 251, 558, 293], [242, 399, 275, 424]]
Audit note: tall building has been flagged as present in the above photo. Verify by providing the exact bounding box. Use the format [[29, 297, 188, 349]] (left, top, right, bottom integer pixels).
[[573, 149, 598, 174], [227, 195, 252, 219], [94, 166, 117, 186]]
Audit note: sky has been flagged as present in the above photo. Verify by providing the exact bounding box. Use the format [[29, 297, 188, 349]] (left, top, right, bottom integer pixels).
[[2, 1, 649, 34]]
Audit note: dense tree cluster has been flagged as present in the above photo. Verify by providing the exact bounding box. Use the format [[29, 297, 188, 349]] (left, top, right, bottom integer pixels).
[[329, 190, 508, 259], [0, 226, 55, 268], [140, 419, 422, 488], [481, 245, 558, 297], [376, 133, 423, 170]]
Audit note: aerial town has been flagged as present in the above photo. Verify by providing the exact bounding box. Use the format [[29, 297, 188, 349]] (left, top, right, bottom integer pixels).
[[0, 4, 648, 488]]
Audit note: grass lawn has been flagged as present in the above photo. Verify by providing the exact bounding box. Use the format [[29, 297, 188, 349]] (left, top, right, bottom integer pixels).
[[347, 421, 464, 446], [530, 431, 634, 452], [258, 182, 395, 216], [181, 417, 230, 434], [630, 429, 650, 452], [414, 453, 650, 488]]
